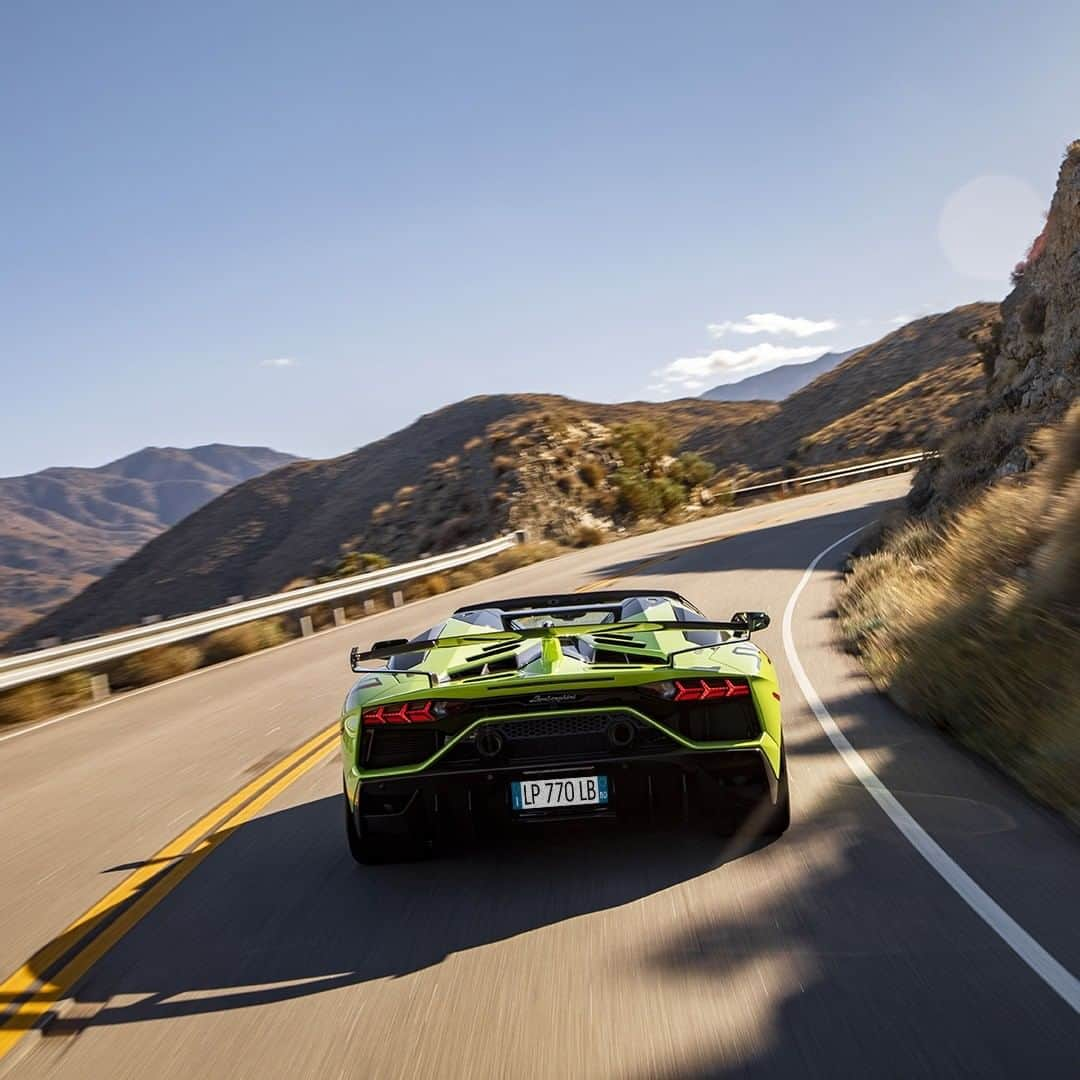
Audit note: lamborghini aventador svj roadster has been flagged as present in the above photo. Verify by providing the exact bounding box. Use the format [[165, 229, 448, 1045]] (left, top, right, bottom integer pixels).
[[339, 590, 788, 862]]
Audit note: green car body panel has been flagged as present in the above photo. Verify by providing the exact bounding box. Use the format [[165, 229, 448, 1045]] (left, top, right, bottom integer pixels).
[[338, 590, 786, 858]]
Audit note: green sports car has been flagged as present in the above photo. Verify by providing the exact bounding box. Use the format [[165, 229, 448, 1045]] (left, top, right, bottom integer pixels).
[[339, 590, 788, 862]]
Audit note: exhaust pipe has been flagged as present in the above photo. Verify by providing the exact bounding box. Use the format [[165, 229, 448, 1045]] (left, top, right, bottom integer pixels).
[[607, 718, 636, 750], [476, 727, 505, 760]]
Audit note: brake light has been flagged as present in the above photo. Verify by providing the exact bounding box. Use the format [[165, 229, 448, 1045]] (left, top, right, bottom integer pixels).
[[673, 678, 750, 702], [363, 700, 438, 725]]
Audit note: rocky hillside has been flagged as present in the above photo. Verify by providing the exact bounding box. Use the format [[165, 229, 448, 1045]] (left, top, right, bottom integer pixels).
[[841, 140, 1080, 824], [8, 300, 998, 648], [0, 445, 296, 637], [700, 348, 857, 402], [5, 397, 770, 647], [909, 142, 1080, 517]]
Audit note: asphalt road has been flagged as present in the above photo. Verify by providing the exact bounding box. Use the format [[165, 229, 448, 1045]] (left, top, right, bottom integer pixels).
[[1, 475, 1078, 1078]]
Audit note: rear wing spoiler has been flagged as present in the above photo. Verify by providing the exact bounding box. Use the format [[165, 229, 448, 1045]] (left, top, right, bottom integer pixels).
[[349, 612, 770, 670]]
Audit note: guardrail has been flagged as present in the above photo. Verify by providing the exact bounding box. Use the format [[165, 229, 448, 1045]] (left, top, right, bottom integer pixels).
[[0, 533, 523, 692], [729, 451, 930, 500], [0, 449, 933, 694]]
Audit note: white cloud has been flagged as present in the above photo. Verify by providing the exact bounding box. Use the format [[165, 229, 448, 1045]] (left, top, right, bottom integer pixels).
[[887, 314, 912, 326], [653, 342, 830, 392], [261, 356, 296, 368], [707, 313, 838, 339]]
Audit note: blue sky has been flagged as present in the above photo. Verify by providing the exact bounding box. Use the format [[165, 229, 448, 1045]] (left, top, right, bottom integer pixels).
[[2, 1, 1078, 475]]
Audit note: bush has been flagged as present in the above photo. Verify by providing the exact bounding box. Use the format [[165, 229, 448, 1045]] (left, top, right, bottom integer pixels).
[[614, 472, 663, 518], [573, 525, 605, 547], [611, 421, 674, 476], [0, 683, 53, 727], [578, 459, 604, 488], [669, 452, 715, 488], [325, 551, 389, 581], [0, 672, 94, 728], [491, 542, 559, 574], [109, 644, 204, 690], [492, 455, 515, 477], [927, 410, 1033, 511], [419, 573, 451, 595], [202, 620, 288, 664]]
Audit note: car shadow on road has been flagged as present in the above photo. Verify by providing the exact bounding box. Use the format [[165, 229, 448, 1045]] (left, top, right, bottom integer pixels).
[[30, 798, 768, 1034], [574, 499, 900, 586]]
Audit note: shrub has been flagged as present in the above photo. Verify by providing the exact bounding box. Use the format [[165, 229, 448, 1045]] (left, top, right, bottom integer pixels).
[[614, 472, 663, 518], [611, 421, 674, 476], [109, 644, 204, 690], [578, 459, 604, 488], [0, 683, 53, 727], [492, 455, 515, 477], [491, 541, 563, 574], [202, 620, 288, 664], [573, 525, 605, 547], [0, 672, 93, 728], [669, 452, 715, 489], [332, 551, 389, 578], [929, 411, 1033, 510]]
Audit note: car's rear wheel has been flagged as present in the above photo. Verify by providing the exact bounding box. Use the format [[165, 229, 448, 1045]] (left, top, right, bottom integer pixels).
[[713, 744, 789, 839], [344, 787, 427, 864], [760, 743, 790, 837]]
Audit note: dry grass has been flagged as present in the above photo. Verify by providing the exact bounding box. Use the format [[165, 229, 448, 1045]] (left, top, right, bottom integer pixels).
[[201, 619, 288, 664], [921, 410, 1034, 512], [108, 644, 204, 690], [0, 673, 91, 727], [839, 403, 1080, 825]]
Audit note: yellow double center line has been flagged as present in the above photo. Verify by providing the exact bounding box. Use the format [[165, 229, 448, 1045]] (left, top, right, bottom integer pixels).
[[0, 721, 339, 1062], [0, 547, 700, 1062]]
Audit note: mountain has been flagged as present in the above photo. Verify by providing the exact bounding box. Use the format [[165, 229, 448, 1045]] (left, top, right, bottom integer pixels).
[[3, 398, 771, 647], [0, 445, 297, 637], [731, 302, 999, 470], [9, 302, 999, 648], [699, 348, 858, 401]]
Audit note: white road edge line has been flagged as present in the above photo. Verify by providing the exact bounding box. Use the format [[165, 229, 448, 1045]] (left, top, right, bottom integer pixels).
[[782, 525, 1080, 1015]]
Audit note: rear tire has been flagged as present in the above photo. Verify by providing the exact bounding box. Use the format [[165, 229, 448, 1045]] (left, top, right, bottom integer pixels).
[[344, 787, 427, 864], [762, 744, 790, 838]]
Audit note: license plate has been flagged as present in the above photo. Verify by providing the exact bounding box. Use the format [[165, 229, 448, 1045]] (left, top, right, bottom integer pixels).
[[511, 775, 609, 811]]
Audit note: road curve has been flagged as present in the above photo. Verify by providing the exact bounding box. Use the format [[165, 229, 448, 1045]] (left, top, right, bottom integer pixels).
[[1, 475, 1078, 1078]]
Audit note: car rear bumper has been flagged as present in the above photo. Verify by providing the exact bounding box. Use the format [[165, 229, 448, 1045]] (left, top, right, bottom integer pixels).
[[353, 748, 780, 836]]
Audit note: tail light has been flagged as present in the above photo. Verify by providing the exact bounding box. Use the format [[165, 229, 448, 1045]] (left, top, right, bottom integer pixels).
[[645, 677, 752, 701], [674, 678, 750, 701], [362, 700, 440, 725]]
